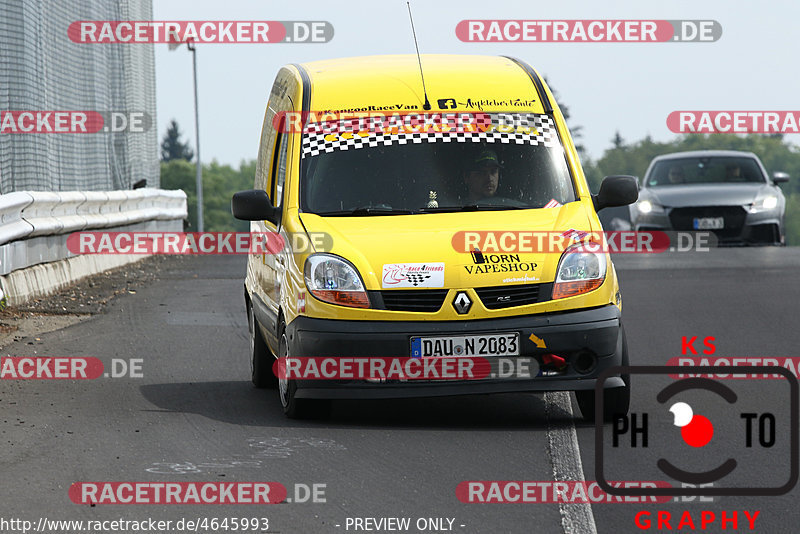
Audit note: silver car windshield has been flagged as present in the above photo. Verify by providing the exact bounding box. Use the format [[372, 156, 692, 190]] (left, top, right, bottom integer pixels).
[[647, 156, 766, 187]]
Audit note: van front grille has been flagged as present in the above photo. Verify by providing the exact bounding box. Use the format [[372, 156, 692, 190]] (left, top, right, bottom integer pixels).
[[377, 289, 448, 312], [475, 283, 551, 310], [372, 284, 552, 312]]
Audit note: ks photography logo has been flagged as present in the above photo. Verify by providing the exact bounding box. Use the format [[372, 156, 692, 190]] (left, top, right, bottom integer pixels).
[[595, 366, 798, 497]]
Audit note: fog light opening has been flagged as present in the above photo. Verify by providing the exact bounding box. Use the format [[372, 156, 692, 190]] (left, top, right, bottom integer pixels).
[[572, 351, 597, 375]]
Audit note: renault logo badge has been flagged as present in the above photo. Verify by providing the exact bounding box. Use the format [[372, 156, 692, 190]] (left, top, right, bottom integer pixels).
[[452, 291, 472, 315]]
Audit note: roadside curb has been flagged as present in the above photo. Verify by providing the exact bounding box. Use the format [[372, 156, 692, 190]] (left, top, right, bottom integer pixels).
[[0, 253, 149, 307]]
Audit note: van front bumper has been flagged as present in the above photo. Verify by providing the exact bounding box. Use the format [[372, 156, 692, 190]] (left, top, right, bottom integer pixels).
[[285, 304, 626, 399]]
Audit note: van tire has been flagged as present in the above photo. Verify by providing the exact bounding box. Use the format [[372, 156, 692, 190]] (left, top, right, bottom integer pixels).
[[575, 325, 630, 422], [277, 322, 331, 419], [248, 302, 277, 389]]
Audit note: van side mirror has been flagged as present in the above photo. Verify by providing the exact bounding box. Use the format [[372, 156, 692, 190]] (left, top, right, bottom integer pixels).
[[231, 189, 280, 225], [593, 175, 639, 211], [773, 172, 790, 184]]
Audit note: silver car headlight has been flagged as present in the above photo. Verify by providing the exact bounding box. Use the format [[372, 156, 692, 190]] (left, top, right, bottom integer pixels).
[[637, 199, 665, 215], [749, 194, 779, 213]]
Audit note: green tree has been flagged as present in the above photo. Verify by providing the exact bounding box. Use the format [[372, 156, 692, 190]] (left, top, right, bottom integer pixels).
[[587, 136, 672, 192], [589, 132, 800, 243], [160, 159, 197, 229], [785, 194, 800, 246], [202, 160, 254, 232], [160, 119, 195, 162], [160, 158, 256, 231], [611, 131, 625, 149], [546, 79, 585, 156]]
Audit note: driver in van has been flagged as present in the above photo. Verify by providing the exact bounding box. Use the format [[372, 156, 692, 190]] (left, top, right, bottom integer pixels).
[[463, 148, 503, 202]]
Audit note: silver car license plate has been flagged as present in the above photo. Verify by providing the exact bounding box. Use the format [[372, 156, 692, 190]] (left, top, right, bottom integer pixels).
[[693, 217, 724, 230]]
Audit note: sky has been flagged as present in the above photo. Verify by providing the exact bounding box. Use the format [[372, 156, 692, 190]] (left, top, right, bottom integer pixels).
[[153, 0, 800, 168]]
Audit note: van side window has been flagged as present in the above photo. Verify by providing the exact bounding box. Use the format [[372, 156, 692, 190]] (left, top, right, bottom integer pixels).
[[254, 108, 275, 193], [272, 131, 288, 209]]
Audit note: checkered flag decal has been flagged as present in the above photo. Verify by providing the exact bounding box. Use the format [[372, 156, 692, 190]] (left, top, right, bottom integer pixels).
[[404, 273, 431, 286], [301, 113, 557, 158], [561, 229, 590, 241]]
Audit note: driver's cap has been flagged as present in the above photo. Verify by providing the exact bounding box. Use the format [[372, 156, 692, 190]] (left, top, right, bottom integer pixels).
[[470, 149, 503, 170]]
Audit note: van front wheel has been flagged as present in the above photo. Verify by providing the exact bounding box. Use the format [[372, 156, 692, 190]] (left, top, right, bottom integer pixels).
[[575, 379, 630, 423], [576, 324, 630, 422], [277, 323, 330, 419], [248, 302, 277, 389]]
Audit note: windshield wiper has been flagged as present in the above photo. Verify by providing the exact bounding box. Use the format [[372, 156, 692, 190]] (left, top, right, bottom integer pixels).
[[457, 204, 524, 211], [418, 204, 526, 212], [417, 206, 464, 213], [315, 207, 416, 216]]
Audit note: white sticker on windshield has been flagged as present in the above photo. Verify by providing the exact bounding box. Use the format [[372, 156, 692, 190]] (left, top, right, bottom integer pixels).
[[382, 263, 445, 288]]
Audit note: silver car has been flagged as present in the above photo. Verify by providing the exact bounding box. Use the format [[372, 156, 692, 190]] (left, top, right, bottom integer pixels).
[[630, 150, 789, 245]]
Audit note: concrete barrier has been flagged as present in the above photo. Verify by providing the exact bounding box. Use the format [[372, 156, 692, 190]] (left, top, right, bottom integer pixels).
[[0, 189, 187, 306]]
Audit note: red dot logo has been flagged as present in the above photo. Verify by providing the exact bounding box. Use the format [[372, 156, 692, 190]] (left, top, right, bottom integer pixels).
[[670, 402, 714, 448]]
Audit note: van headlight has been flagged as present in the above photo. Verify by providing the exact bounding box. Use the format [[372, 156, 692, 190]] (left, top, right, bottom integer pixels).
[[552, 242, 607, 300], [304, 253, 370, 308]]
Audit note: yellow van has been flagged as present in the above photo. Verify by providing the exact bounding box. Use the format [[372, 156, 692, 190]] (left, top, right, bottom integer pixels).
[[232, 54, 638, 420]]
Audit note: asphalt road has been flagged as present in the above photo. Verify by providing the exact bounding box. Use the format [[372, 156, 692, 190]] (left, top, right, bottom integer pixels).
[[1, 249, 799, 533]]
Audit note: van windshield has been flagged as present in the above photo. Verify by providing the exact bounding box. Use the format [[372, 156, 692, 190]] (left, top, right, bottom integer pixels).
[[299, 112, 576, 215]]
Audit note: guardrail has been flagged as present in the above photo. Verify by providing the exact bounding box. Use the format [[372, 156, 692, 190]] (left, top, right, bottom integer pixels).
[[0, 189, 187, 246], [0, 189, 187, 286]]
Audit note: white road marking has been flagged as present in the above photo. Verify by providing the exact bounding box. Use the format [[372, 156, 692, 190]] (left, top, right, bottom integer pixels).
[[545, 391, 598, 534], [164, 311, 240, 326]]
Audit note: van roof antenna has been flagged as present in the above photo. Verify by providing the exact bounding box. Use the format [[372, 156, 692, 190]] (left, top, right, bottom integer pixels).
[[407, 2, 431, 110]]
